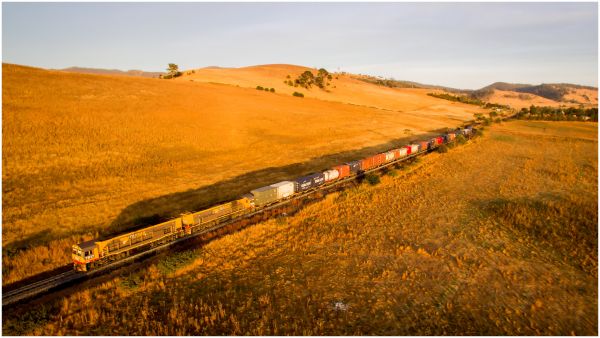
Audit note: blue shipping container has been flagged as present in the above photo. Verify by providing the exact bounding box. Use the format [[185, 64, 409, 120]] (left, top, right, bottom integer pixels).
[[294, 173, 326, 192]]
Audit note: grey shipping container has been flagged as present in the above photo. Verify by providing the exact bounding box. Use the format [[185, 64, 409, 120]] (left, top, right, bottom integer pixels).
[[250, 185, 279, 206], [346, 161, 361, 173]]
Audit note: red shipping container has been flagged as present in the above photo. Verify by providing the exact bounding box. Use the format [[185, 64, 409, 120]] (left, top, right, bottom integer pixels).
[[436, 136, 444, 145], [404, 145, 412, 155], [333, 164, 350, 179], [361, 157, 375, 170]]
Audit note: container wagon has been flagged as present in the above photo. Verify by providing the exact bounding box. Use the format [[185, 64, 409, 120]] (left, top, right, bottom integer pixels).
[[323, 169, 339, 182], [346, 161, 361, 174], [294, 172, 325, 192], [333, 164, 351, 179], [251, 185, 280, 206]]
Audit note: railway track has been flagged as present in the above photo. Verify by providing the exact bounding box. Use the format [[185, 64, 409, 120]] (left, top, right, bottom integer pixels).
[[2, 140, 463, 307]]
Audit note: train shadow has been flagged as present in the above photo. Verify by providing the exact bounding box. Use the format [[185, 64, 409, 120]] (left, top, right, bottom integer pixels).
[[103, 126, 457, 239]]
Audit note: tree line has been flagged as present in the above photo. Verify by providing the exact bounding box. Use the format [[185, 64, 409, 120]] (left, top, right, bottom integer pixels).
[[427, 93, 510, 110]]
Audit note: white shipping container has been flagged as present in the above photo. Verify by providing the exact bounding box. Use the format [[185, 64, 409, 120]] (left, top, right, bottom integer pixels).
[[398, 148, 408, 157], [270, 181, 295, 199], [385, 151, 395, 162], [409, 144, 419, 153], [323, 169, 339, 181]]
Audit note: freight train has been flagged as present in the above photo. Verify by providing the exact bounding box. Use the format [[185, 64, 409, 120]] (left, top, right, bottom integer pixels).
[[72, 127, 473, 271]]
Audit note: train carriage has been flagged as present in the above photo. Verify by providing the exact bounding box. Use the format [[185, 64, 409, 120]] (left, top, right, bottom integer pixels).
[[182, 198, 252, 230], [333, 164, 351, 179], [346, 161, 361, 174], [384, 151, 396, 162]]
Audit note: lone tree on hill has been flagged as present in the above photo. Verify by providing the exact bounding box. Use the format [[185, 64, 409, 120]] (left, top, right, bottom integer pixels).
[[166, 63, 182, 79]]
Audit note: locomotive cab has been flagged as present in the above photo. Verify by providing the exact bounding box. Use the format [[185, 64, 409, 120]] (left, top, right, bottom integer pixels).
[[72, 240, 98, 272]]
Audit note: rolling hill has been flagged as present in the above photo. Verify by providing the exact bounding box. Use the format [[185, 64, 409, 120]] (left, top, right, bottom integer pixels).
[[176, 64, 485, 121], [471, 82, 598, 109]]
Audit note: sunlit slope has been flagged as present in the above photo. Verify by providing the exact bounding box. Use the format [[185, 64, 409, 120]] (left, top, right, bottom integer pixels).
[[3, 63, 478, 284], [179, 64, 487, 120], [563, 87, 598, 105], [484, 88, 598, 110]]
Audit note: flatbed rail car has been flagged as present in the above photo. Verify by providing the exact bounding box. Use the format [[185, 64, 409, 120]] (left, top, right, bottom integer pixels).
[[72, 125, 476, 272]]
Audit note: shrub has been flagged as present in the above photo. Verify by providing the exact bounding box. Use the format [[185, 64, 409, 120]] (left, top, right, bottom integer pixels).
[[256, 86, 264, 90], [365, 173, 380, 185], [270, 88, 275, 93], [293, 92, 304, 98], [455, 134, 467, 145], [386, 169, 398, 177], [437, 144, 448, 153]]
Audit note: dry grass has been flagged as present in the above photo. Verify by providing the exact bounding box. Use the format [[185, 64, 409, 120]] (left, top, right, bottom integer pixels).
[[4, 120, 596, 335], [180, 64, 487, 121], [2, 63, 483, 284], [486, 89, 598, 110]]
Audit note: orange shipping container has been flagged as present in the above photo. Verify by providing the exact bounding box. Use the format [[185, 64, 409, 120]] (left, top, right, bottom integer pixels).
[[374, 153, 386, 166], [333, 164, 351, 179]]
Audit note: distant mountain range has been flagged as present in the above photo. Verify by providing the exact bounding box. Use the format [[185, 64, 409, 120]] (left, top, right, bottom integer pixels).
[[59, 67, 164, 78], [356, 75, 596, 103]]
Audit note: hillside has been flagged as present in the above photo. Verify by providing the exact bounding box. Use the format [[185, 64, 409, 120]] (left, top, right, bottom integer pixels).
[[4, 121, 596, 335], [60, 67, 164, 78], [2, 63, 485, 284], [472, 82, 598, 109], [177, 64, 486, 121]]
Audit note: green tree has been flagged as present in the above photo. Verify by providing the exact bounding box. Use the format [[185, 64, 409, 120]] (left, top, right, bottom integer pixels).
[[163, 63, 181, 79]]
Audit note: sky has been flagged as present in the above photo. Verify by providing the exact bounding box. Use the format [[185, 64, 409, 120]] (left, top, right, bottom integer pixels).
[[2, 2, 598, 89]]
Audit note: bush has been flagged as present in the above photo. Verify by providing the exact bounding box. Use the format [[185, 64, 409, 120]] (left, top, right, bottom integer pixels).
[[256, 86, 264, 90], [365, 173, 380, 185], [437, 144, 448, 153], [455, 134, 467, 145], [270, 88, 275, 93], [293, 92, 304, 98], [386, 169, 398, 177]]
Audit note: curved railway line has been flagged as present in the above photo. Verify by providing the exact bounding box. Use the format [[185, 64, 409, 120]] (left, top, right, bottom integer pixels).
[[3, 131, 480, 307]]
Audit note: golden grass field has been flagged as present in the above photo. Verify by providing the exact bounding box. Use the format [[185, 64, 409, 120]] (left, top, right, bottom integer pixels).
[[2, 63, 486, 284], [3, 120, 597, 335]]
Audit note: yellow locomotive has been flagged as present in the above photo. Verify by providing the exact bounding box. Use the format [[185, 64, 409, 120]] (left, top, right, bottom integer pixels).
[[72, 197, 253, 271]]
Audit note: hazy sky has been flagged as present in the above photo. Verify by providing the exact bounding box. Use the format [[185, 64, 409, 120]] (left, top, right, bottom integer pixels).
[[3, 2, 598, 89]]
